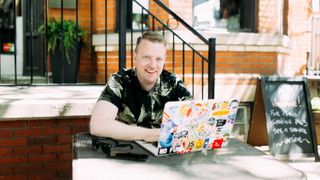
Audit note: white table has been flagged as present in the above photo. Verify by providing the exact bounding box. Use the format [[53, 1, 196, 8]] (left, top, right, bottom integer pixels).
[[73, 133, 305, 180]]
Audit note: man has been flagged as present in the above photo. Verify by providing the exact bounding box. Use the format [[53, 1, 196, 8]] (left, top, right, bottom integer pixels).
[[90, 32, 192, 142]]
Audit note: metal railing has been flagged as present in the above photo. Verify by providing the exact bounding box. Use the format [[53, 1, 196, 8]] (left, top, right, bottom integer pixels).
[[0, 0, 215, 99], [125, 0, 216, 98]]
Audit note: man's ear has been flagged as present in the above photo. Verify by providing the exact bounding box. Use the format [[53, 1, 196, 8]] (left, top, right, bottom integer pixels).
[[133, 52, 137, 62]]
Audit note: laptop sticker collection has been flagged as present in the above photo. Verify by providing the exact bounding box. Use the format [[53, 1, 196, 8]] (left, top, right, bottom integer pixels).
[[158, 99, 239, 155]]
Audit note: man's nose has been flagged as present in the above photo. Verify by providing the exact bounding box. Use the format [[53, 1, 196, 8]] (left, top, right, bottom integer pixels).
[[148, 58, 157, 67]]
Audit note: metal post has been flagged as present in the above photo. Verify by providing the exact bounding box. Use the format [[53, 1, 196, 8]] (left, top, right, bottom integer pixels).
[[60, 0, 64, 83], [208, 38, 216, 99], [118, 0, 127, 70], [13, 0, 17, 84]]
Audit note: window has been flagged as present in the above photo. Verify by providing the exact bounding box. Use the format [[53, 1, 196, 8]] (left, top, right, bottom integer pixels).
[[0, 0, 18, 54], [132, 0, 149, 30], [118, 0, 149, 31], [231, 103, 252, 142], [193, 0, 256, 32]]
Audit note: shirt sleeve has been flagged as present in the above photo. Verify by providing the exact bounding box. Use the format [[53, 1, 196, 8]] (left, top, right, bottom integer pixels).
[[98, 74, 124, 109], [174, 75, 193, 101]]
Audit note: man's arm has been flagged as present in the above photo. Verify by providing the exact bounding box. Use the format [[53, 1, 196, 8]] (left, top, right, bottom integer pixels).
[[89, 100, 160, 142]]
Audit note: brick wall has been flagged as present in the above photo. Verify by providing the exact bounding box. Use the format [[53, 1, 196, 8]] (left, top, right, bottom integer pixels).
[[257, 0, 312, 75], [285, 0, 312, 75], [0, 118, 89, 180], [168, 0, 192, 30], [45, 0, 313, 81], [257, 0, 283, 34], [95, 50, 279, 84], [149, 0, 170, 30]]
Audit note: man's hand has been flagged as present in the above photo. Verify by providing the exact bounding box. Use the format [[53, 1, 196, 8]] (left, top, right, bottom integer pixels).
[[143, 128, 160, 142]]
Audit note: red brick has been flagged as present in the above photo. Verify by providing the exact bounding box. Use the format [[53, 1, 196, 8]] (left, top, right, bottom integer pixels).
[[13, 164, 42, 174], [29, 154, 57, 163], [27, 172, 56, 180], [13, 145, 42, 155], [44, 127, 71, 136], [0, 156, 28, 165], [57, 168, 72, 178], [0, 129, 12, 137], [29, 120, 56, 127], [0, 148, 12, 156], [0, 121, 27, 128], [43, 162, 71, 171], [0, 138, 27, 147], [57, 118, 89, 126], [58, 152, 72, 161], [0, 166, 13, 175], [43, 144, 71, 153], [27, 136, 56, 145], [72, 126, 89, 134], [57, 135, 72, 144], [0, 174, 27, 180], [13, 128, 43, 137]]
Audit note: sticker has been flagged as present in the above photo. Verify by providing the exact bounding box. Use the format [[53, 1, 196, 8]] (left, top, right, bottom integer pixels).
[[212, 139, 223, 149], [216, 119, 227, 127], [212, 109, 230, 116], [194, 139, 204, 149]]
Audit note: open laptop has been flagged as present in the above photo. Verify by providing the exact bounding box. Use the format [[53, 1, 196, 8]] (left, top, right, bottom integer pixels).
[[135, 99, 240, 156]]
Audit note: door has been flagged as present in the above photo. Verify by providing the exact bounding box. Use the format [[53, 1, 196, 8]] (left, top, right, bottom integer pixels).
[[22, 0, 44, 76]]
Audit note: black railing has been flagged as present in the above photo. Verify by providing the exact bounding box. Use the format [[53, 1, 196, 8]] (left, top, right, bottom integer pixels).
[[128, 0, 216, 99], [0, 0, 215, 99]]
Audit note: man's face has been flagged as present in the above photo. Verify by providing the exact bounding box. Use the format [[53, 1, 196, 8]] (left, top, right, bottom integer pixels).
[[134, 39, 166, 90]]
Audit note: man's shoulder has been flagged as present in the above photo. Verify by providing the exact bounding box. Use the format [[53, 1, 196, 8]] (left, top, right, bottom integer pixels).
[[110, 68, 135, 83], [161, 70, 180, 84]]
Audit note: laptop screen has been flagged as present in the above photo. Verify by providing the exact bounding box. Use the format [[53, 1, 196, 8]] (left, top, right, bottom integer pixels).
[[157, 99, 239, 155]]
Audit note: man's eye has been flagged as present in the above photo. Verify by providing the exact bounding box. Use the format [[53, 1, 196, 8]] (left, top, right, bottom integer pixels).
[[156, 58, 163, 62]]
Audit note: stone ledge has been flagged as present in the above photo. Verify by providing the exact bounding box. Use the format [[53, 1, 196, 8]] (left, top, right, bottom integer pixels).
[[0, 86, 104, 120], [0, 76, 258, 121], [93, 31, 292, 53], [6, 75, 320, 120]]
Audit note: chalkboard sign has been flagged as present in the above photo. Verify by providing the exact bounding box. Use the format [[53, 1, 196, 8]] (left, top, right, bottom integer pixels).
[[261, 76, 319, 161]]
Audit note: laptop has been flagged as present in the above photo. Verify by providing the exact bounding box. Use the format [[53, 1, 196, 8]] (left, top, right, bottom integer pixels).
[[135, 98, 240, 156]]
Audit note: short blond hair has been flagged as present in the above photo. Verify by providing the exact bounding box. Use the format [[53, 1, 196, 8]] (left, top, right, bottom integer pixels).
[[135, 31, 166, 52]]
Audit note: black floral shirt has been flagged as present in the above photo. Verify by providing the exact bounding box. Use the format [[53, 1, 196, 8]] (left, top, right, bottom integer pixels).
[[98, 68, 192, 128]]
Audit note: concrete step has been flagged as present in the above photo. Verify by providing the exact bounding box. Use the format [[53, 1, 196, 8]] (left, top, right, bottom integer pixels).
[[0, 75, 48, 84]]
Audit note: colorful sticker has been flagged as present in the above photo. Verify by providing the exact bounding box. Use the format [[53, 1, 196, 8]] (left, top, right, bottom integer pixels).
[[158, 99, 239, 155]]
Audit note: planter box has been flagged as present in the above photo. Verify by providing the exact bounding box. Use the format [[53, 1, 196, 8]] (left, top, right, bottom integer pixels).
[[51, 42, 81, 83]]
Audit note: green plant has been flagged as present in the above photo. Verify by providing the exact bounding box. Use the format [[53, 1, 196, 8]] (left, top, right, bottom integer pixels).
[[38, 18, 86, 64]]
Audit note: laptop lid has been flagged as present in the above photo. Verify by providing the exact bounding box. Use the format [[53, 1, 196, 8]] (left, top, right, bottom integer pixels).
[[136, 99, 240, 156]]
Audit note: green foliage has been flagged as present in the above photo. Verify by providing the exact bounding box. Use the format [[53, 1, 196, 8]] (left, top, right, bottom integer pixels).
[[38, 18, 86, 64]]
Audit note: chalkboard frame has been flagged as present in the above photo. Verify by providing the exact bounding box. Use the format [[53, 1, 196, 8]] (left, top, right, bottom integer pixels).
[[261, 76, 319, 161]]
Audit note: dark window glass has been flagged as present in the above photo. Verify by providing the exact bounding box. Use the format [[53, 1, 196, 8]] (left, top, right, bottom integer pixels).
[[193, 0, 256, 32]]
